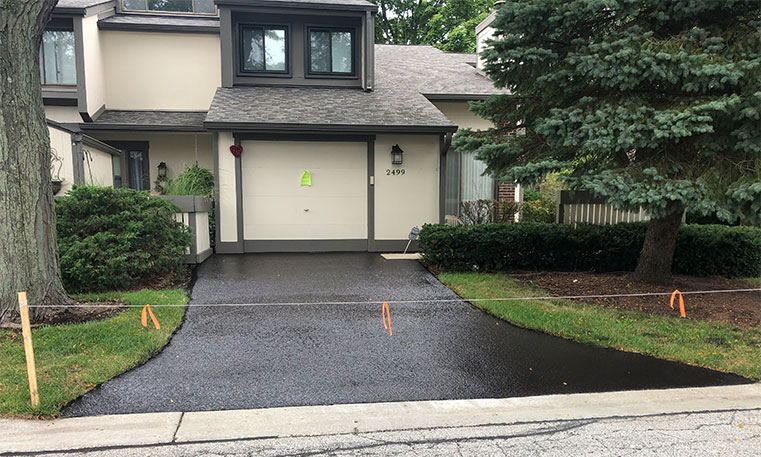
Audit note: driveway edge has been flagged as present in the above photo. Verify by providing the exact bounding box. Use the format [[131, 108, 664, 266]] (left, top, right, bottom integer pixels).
[[3, 384, 760, 455]]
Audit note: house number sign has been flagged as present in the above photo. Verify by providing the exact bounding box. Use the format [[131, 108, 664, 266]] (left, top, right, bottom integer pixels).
[[386, 169, 406, 176]]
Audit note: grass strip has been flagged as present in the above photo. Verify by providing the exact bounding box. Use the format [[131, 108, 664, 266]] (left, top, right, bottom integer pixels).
[[0, 289, 187, 418], [438, 272, 761, 380]]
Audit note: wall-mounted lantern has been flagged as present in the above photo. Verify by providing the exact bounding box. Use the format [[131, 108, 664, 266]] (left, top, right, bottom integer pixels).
[[391, 144, 404, 165], [157, 161, 167, 178]]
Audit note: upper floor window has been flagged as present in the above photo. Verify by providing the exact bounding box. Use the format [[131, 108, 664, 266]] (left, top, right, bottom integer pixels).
[[307, 27, 355, 76], [240, 25, 288, 74], [40, 30, 76, 85], [122, 0, 216, 15]]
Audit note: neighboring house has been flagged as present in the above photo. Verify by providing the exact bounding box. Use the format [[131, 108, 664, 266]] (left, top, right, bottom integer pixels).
[[42, 0, 510, 253], [472, 4, 523, 211]]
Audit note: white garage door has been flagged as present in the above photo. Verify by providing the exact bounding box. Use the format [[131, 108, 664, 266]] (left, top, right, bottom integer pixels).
[[241, 140, 367, 242]]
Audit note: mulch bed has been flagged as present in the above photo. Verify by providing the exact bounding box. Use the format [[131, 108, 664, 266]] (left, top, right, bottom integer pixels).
[[1, 299, 128, 329], [511, 272, 761, 329]]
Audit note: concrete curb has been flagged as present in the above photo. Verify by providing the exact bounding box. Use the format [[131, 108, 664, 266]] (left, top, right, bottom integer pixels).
[[2, 384, 760, 455]]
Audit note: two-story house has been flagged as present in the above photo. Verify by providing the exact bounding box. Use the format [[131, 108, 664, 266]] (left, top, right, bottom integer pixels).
[[43, 0, 512, 253]]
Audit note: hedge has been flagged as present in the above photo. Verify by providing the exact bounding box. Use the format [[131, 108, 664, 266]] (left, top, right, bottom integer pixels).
[[56, 186, 192, 293], [419, 222, 761, 278]]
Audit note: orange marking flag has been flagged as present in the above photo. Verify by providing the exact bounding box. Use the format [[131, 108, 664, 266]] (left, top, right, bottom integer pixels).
[[141, 304, 161, 329], [670, 290, 686, 318], [382, 302, 392, 336]]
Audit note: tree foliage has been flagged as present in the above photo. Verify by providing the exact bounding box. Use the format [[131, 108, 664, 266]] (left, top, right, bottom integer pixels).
[[373, 0, 494, 52], [456, 0, 761, 225]]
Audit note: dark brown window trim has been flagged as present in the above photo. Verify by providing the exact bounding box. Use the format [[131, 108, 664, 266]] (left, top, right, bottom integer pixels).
[[236, 22, 291, 78], [40, 22, 77, 87], [119, 0, 219, 17], [305, 25, 358, 79]]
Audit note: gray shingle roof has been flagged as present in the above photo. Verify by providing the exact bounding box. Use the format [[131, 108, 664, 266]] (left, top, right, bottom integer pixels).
[[375, 44, 506, 99], [55, 0, 113, 12], [204, 44, 502, 131], [81, 110, 207, 131], [205, 86, 456, 132], [98, 14, 220, 33]]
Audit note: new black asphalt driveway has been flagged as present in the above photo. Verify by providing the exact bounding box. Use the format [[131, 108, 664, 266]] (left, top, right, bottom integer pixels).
[[64, 253, 748, 416]]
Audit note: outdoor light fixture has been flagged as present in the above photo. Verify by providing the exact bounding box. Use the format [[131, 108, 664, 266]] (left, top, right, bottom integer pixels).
[[391, 144, 404, 165], [157, 162, 167, 178]]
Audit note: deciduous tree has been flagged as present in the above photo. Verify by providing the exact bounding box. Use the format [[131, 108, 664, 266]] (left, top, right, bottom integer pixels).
[[455, 0, 761, 283], [0, 0, 72, 323], [373, 0, 494, 53]]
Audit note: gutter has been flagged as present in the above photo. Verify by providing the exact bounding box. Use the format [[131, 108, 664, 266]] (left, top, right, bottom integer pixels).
[[203, 122, 458, 134]]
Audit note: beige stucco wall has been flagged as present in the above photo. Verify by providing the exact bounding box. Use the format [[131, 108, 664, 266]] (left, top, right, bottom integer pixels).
[[82, 14, 106, 115], [217, 132, 237, 243], [91, 132, 213, 187], [374, 135, 440, 240], [100, 31, 221, 110], [83, 145, 114, 187], [48, 125, 75, 195], [45, 106, 82, 123], [240, 140, 367, 240], [476, 25, 495, 70], [432, 101, 493, 131]]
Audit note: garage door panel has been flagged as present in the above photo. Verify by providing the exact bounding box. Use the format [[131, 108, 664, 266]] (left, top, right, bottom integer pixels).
[[245, 196, 367, 224], [244, 141, 366, 168], [246, 223, 367, 240], [243, 169, 366, 197], [241, 140, 368, 242]]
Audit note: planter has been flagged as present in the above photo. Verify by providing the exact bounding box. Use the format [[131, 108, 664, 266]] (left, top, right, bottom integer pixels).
[[52, 180, 63, 195]]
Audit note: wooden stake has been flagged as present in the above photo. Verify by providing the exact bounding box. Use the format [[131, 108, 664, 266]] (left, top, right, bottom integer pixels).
[[18, 292, 39, 407]]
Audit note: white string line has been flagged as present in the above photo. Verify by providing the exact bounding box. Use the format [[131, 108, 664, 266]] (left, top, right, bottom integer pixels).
[[25, 287, 761, 308]]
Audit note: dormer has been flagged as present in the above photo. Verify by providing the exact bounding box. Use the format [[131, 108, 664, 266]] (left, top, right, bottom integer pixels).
[[217, 0, 376, 90]]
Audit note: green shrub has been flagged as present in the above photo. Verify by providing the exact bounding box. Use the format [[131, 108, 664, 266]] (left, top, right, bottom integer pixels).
[[56, 186, 191, 293], [521, 198, 555, 223], [419, 222, 761, 278], [521, 188, 556, 223]]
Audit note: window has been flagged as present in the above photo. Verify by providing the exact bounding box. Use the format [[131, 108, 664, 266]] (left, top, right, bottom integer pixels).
[[112, 155, 123, 188], [308, 27, 355, 76], [39, 30, 76, 85], [122, 0, 216, 15], [239, 25, 288, 74]]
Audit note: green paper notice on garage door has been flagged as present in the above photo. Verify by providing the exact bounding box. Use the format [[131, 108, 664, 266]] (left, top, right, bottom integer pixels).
[[301, 170, 311, 187]]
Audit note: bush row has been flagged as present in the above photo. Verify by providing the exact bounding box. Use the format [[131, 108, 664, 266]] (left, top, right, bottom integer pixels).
[[419, 222, 761, 278]]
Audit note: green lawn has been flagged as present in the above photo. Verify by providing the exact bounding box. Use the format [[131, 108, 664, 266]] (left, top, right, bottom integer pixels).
[[0, 289, 187, 418], [439, 272, 761, 380]]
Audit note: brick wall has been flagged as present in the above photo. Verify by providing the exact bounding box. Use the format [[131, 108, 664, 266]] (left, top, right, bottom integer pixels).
[[496, 182, 517, 221], [497, 182, 515, 204]]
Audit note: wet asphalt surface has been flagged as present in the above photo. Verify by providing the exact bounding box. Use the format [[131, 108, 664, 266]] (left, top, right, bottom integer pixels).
[[63, 253, 750, 417]]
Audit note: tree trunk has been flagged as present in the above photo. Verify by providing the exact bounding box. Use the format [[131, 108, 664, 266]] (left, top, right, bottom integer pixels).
[[0, 0, 72, 325], [630, 209, 684, 284]]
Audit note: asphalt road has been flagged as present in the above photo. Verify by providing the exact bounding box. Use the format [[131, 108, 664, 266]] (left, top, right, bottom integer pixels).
[[63, 253, 749, 417]]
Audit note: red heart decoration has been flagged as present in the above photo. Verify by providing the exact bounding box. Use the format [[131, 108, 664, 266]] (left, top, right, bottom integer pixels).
[[230, 145, 243, 158]]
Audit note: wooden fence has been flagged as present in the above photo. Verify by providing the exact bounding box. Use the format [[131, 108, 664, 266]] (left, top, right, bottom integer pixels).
[[556, 190, 650, 227]]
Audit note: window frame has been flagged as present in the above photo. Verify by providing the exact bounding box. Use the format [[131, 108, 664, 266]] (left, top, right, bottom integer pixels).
[[40, 26, 76, 87], [305, 25, 358, 79], [236, 23, 292, 78], [120, 0, 218, 17]]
